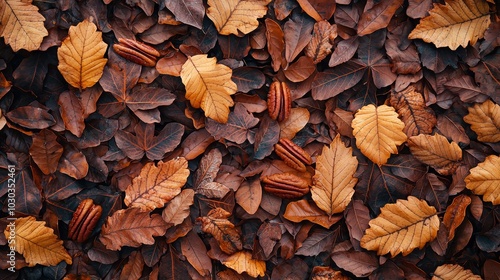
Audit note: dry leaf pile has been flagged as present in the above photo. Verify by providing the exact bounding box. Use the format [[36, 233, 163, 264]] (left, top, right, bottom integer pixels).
[[0, 0, 499, 279]]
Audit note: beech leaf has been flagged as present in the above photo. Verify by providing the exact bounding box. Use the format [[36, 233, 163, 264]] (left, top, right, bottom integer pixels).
[[279, 107, 310, 139], [221, 251, 266, 278], [432, 264, 482, 280], [58, 91, 85, 137], [408, 133, 462, 175], [181, 54, 237, 123], [57, 19, 108, 89], [181, 231, 212, 277], [235, 179, 262, 215], [463, 99, 500, 142], [357, 0, 403, 36], [207, 0, 271, 35], [408, 0, 491, 50], [124, 157, 190, 211], [465, 155, 500, 205], [312, 135, 358, 216], [352, 104, 407, 165], [360, 196, 439, 257]]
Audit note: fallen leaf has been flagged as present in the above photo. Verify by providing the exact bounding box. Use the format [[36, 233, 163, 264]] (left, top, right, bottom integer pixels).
[[205, 103, 259, 144], [284, 12, 315, 63], [360, 196, 439, 257], [305, 21, 337, 64], [162, 188, 195, 227], [311, 60, 366, 100], [100, 208, 168, 250], [357, 0, 403, 36], [235, 179, 262, 215], [443, 194, 471, 241], [3, 216, 72, 266], [312, 135, 358, 216], [352, 104, 407, 165], [181, 54, 237, 123], [207, 0, 271, 35], [463, 99, 500, 142], [0, 0, 48, 51], [124, 157, 190, 211], [279, 107, 310, 139], [120, 251, 144, 280], [165, 0, 204, 29], [265, 18, 285, 72], [408, 0, 491, 50], [57, 19, 108, 89], [5, 105, 55, 129], [194, 148, 222, 190], [465, 155, 500, 205], [296, 228, 338, 256], [432, 264, 482, 280], [221, 251, 266, 278], [408, 133, 462, 175], [58, 91, 85, 137], [58, 148, 89, 179], [345, 200, 370, 244], [296, 0, 335, 21], [231, 67, 266, 93], [197, 207, 243, 254], [181, 231, 212, 277], [331, 250, 378, 278], [311, 266, 349, 280], [284, 56, 316, 83], [29, 129, 63, 175], [284, 199, 342, 228]]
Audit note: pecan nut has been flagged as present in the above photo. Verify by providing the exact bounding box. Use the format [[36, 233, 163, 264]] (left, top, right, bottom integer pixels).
[[113, 38, 160, 67], [68, 199, 102, 243], [275, 138, 313, 172], [267, 81, 291, 122], [261, 172, 310, 199]]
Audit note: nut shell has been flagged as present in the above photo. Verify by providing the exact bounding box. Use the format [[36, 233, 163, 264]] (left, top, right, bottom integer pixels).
[[275, 138, 313, 172], [113, 38, 160, 67], [267, 81, 291, 122], [68, 199, 102, 243], [261, 172, 310, 199]]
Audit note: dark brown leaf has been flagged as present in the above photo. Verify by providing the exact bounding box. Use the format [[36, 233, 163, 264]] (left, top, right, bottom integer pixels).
[[206, 103, 259, 144], [181, 231, 212, 277], [6, 105, 56, 129], [284, 56, 316, 82], [231, 67, 266, 93], [357, 0, 404, 36], [284, 12, 315, 63], [58, 91, 85, 137], [331, 250, 378, 278], [311, 60, 366, 100], [29, 129, 63, 175], [164, 0, 204, 29]]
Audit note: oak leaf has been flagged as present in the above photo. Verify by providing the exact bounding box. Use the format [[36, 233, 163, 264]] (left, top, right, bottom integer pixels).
[[221, 251, 266, 278], [465, 155, 500, 205], [352, 104, 407, 165], [432, 264, 482, 280], [100, 208, 168, 250], [305, 21, 337, 64], [312, 135, 358, 217], [57, 19, 108, 89], [360, 196, 439, 257], [463, 99, 500, 142], [0, 0, 48, 51], [408, 0, 491, 50], [207, 0, 271, 35], [197, 207, 243, 254], [408, 133, 462, 175], [181, 54, 237, 123], [284, 199, 342, 228], [162, 188, 195, 227], [3, 216, 72, 266], [124, 157, 190, 211]]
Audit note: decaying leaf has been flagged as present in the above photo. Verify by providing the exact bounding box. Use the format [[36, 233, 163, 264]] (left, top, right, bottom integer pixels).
[[360, 196, 439, 257], [312, 135, 358, 217], [124, 157, 190, 211], [408, 0, 491, 50], [221, 251, 266, 278], [463, 99, 500, 142], [465, 155, 500, 205], [100, 208, 168, 250], [311, 266, 349, 280], [57, 19, 108, 89], [207, 0, 271, 35], [305, 21, 337, 64], [408, 133, 462, 175], [3, 216, 72, 266], [352, 104, 407, 165], [0, 0, 48, 51], [181, 54, 237, 123], [197, 207, 243, 254], [432, 264, 482, 280]]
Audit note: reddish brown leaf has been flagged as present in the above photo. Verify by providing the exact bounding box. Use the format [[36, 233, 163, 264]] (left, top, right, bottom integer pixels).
[[120, 251, 144, 280], [180, 128, 216, 160], [156, 50, 187, 77], [329, 37, 359, 68], [29, 129, 63, 175], [235, 178, 262, 215], [311, 60, 366, 100], [194, 148, 222, 190], [181, 231, 212, 277], [265, 18, 285, 72], [205, 103, 259, 144], [345, 200, 370, 245], [305, 21, 337, 64], [231, 67, 266, 93], [357, 0, 404, 36], [296, 0, 335, 21], [443, 194, 471, 241], [284, 199, 342, 228], [58, 148, 89, 180], [99, 50, 141, 103], [165, 0, 204, 29], [296, 228, 338, 256], [284, 12, 315, 63], [58, 91, 85, 137], [331, 250, 378, 278], [6, 105, 56, 129], [197, 208, 243, 254], [162, 189, 195, 226], [284, 56, 316, 82]]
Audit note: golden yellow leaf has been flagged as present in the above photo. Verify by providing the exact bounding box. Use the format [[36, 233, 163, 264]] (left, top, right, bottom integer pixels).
[[465, 155, 500, 205], [125, 157, 190, 211], [352, 104, 407, 165], [197, 208, 243, 255], [432, 264, 482, 280], [463, 99, 500, 142], [360, 196, 439, 257], [280, 107, 310, 139], [408, 133, 462, 175], [408, 0, 491, 50], [4, 216, 72, 266], [312, 135, 358, 217], [221, 251, 266, 278], [0, 0, 48, 52], [207, 0, 271, 35], [181, 54, 237, 123], [57, 19, 108, 89]]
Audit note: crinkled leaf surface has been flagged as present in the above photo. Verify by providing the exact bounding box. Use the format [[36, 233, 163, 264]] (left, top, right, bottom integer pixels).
[[207, 0, 271, 35], [408, 133, 462, 175], [465, 155, 500, 205], [463, 99, 500, 142]]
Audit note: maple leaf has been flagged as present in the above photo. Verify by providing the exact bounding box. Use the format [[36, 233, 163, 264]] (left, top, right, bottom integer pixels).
[[408, 133, 462, 175], [57, 19, 108, 89], [465, 155, 500, 205], [197, 207, 243, 254], [352, 104, 407, 165], [181, 54, 237, 123], [0, 0, 48, 51], [207, 0, 271, 35], [3, 216, 72, 266], [124, 157, 190, 211], [463, 99, 500, 142], [408, 0, 491, 50], [311, 135, 358, 217], [360, 196, 439, 257], [432, 264, 482, 280]]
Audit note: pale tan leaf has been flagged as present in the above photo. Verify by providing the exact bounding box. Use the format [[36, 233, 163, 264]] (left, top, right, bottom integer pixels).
[[207, 0, 271, 35], [197, 208, 243, 254], [352, 104, 407, 165], [465, 155, 500, 205], [3, 216, 72, 266], [360, 196, 439, 257], [100, 208, 168, 251], [408, 134, 462, 175], [125, 157, 190, 211], [408, 0, 491, 50], [181, 54, 237, 123], [57, 19, 108, 89], [0, 0, 48, 51], [312, 135, 358, 217], [221, 251, 266, 278], [284, 199, 342, 228], [235, 179, 262, 215], [280, 107, 310, 139], [432, 264, 482, 280], [162, 189, 195, 226], [463, 99, 500, 142], [305, 21, 337, 64]]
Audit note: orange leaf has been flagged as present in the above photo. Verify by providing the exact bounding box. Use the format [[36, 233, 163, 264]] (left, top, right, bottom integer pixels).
[[162, 188, 195, 226], [265, 18, 285, 72], [221, 251, 266, 278], [305, 21, 337, 64], [235, 179, 262, 215], [207, 0, 271, 35], [432, 264, 482, 280], [197, 208, 243, 254], [463, 99, 500, 142], [443, 195, 471, 241], [408, 133, 462, 175], [465, 155, 500, 205], [119, 251, 144, 280], [280, 107, 310, 139], [284, 199, 342, 228]]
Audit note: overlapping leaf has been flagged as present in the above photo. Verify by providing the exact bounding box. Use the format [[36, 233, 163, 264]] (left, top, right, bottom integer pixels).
[[207, 0, 271, 35], [432, 264, 482, 280], [205, 103, 259, 144], [463, 99, 500, 142], [305, 21, 337, 64], [162, 189, 194, 226], [284, 199, 342, 228], [357, 0, 403, 36], [360, 196, 439, 257], [408, 133, 462, 175], [221, 251, 266, 278], [29, 129, 63, 175], [197, 208, 242, 254], [465, 155, 500, 205]]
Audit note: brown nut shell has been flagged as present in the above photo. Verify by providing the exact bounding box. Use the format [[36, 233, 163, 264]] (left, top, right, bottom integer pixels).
[[267, 81, 291, 122], [68, 199, 102, 243], [275, 138, 313, 172], [113, 38, 160, 67], [261, 172, 310, 199]]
